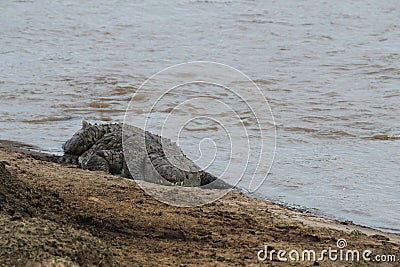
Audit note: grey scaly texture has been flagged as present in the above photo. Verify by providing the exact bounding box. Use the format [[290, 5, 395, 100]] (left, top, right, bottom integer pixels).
[[61, 121, 229, 188]]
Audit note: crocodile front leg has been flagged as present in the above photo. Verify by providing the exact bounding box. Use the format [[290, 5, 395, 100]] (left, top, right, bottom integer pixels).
[[80, 149, 124, 175]]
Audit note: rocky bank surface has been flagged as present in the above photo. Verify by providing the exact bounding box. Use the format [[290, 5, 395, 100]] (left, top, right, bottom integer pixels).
[[0, 142, 399, 266]]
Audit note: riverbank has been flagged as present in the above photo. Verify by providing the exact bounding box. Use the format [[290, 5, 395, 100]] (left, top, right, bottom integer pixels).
[[0, 142, 398, 266]]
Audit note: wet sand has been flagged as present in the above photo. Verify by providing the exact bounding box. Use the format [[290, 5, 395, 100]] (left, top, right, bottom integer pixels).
[[0, 142, 398, 266]]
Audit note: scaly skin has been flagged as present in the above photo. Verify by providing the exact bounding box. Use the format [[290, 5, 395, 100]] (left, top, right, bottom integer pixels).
[[62, 121, 121, 165], [61, 121, 229, 188]]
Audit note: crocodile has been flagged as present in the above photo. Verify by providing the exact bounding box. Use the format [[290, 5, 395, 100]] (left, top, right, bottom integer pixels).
[[61, 121, 227, 188]]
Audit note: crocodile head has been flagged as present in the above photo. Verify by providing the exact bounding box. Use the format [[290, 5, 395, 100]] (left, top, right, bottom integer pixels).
[[63, 120, 97, 156]]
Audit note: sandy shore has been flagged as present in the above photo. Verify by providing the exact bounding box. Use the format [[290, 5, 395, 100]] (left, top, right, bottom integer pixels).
[[0, 142, 398, 266]]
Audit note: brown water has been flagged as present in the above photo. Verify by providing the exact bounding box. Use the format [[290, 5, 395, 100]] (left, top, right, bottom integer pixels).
[[1, 0, 399, 233]]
